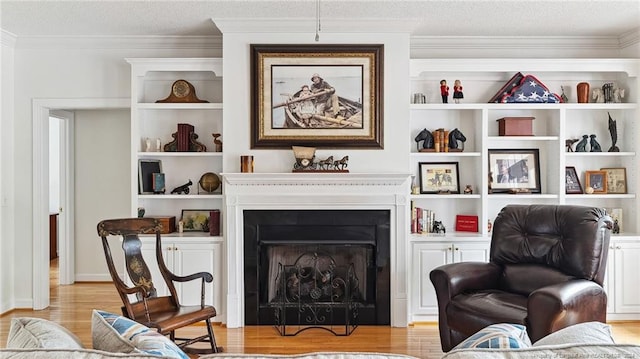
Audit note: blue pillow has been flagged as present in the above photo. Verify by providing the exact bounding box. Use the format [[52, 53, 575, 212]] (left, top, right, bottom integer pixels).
[[92, 309, 189, 359], [454, 323, 532, 349]]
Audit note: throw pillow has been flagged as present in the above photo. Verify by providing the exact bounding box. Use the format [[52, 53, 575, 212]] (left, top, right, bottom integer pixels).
[[91, 309, 189, 359], [453, 323, 532, 349], [6, 317, 84, 349], [532, 321, 615, 346]]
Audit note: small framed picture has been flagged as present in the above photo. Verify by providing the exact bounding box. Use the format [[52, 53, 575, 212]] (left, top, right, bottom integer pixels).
[[180, 210, 214, 232], [138, 159, 162, 194], [585, 170, 608, 193], [418, 162, 460, 194], [601, 167, 627, 194], [565, 166, 583, 194]]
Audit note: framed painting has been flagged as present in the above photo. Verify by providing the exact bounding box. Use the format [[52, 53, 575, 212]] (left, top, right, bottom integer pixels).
[[138, 159, 162, 194], [601, 167, 627, 194], [180, 209, 214, 232], [250, 44, 384, 148], [488, 149, 541, 193], [418, 162, 460, 194], [585, 170, 608, 193], [565, 166, 583, 194]]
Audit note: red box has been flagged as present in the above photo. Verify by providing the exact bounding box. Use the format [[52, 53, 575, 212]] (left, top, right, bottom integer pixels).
[[497, 117, 534, 136], [455, 215, 479, 232]]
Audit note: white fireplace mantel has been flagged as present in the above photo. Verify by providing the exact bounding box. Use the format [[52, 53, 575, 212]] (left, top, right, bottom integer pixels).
[[222, 173, 411, 328]]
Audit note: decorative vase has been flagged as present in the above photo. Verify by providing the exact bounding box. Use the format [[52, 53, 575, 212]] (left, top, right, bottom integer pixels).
[[577, 82, 590, 103]]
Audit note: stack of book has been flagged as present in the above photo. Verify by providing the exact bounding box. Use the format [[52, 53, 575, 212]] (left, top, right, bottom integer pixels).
[[411, 201, 437, 234]]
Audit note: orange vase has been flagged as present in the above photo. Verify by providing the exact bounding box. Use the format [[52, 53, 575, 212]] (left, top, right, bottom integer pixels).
[[577, 82, 590, 103]]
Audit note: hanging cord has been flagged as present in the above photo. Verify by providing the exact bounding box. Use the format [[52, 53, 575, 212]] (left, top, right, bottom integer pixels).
[[315, 0, 321, 41]]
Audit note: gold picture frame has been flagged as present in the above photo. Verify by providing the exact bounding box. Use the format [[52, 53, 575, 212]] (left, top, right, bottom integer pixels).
[[250, 44, 384, 148], [601, 167, 627, 194], [585, 170, 608, 193]]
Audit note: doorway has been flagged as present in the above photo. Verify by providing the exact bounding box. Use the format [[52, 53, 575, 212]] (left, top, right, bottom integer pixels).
[[32, 98, 129, 309]]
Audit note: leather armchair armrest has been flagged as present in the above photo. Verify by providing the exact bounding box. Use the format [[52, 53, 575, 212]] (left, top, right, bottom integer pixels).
[[430, 262, 502, 299], [528, 280, 607, 343]]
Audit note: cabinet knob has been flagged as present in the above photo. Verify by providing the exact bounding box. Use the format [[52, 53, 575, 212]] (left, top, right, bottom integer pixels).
[[167, 247, 172, 251], [455, 247, 459, 251], [616, 245, 621, 249], [610, 245, 615, 249], [447, 247, 452, 251], [174, 247, 179, 251]]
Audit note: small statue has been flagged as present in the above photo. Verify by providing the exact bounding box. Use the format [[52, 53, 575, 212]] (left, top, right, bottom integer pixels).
[[463, 185, 473, 194], [137, 207, 145, 218], [448, 128, 466, 150], [592, 88, 604, 103], [613, 219, 620, 234], [432, 220, 446, 234], [440, 79, 449, 103], [613, 87, 625, 103], [589, 134, 602, 152], [212, 133, 223, 152], [575, 135, 589, 152], [414, 128, 434, 150], [565, 138, 579, 152], [560, 86, 568, 103], [608, 112, 619, 152], [170, 179, 193, 194], [453, 80, 464, 104]]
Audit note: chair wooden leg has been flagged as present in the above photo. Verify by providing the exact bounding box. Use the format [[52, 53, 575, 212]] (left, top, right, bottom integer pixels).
[[206, 319, 223, 353]]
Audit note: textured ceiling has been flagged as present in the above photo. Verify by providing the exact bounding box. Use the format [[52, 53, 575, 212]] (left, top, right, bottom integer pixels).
[[1, 0, 639, 38]]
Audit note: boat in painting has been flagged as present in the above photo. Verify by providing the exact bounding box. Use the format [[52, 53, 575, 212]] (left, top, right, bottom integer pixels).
[[274, 91, 363, 129]]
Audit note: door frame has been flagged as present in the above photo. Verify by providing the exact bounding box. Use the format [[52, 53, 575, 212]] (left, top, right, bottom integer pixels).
[[49, 110, 74, 285], [32, 98, 129, 309]]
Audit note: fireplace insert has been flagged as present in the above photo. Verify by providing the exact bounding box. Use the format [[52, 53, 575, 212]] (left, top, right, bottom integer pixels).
[[244, 210, 390, 326]]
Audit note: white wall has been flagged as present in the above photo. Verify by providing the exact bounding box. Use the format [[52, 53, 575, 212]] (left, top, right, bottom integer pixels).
[[74, 109, 130, 281], [221, 32, 411, 173], [1, 31, 16, 314]]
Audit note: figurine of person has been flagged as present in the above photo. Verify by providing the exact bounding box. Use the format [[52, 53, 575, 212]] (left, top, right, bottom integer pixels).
[[453, 80, 463, 104], [439, 79, 449, 103]]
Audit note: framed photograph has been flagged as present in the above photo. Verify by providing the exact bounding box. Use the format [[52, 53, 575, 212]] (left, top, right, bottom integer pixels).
[[180, 210, 213, 232], [250, 44, 384, 148], [138, 159, 162, 194], [565, 166, 583, 194], [418, 162, 460, 194], [601, 167, 627, 194], [585, 170, 608, 193], [488, 149, 541, 193]]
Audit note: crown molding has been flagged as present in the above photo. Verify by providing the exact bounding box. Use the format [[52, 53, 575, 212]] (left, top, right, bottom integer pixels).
[[619, 28, 640, 49], [212, 17, 417, 34], [410, 35, 629, 51], [11, 35, 222, 50], [1, 30, 17, 48]]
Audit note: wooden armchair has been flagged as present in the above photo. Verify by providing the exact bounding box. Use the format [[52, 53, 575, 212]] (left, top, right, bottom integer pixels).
[[97, 217, 222, 354]]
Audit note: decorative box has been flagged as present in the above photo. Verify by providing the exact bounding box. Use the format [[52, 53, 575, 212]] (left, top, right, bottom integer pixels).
[[497, 117, 534, 136], [455, 215, 479, 232], [148, 216, 176, 234]]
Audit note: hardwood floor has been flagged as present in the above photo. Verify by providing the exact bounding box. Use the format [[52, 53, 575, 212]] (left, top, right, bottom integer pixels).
[[1, 260, 638, 358]]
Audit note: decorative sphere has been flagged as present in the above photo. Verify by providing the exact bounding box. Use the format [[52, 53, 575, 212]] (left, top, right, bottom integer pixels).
[[585, 186, 594, 194], [198, 172, 220, 193]]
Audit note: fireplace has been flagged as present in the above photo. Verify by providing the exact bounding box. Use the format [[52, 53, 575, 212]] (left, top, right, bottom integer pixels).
[[243, 210, 390, 326], [222, 173, 410, 328]]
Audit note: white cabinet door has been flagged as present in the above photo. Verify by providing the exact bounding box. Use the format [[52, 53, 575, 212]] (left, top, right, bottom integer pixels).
[[411, 242, 452, 316], [604, 245, 615, 314], [613, 241, 640, 313], [172, 241, 222, 308]]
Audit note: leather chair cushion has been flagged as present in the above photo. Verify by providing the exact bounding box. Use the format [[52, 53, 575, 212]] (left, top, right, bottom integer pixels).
[[500, 264, 575, 295], [447, 290, 527, 335]]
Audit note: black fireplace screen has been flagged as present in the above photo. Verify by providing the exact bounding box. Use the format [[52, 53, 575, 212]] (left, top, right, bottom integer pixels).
[[244, 210, 390, 326]]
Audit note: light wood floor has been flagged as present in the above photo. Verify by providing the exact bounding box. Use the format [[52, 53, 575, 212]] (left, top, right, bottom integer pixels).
[[1, 260, 638, 358]]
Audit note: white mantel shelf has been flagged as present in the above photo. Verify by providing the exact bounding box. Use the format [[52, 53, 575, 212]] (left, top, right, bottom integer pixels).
[[222, 172, 411, 187], [222, 172, 412, 328]]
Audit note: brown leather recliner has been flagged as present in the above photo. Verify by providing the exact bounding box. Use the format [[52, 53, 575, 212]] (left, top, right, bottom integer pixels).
[[430, 204, 612, 352]]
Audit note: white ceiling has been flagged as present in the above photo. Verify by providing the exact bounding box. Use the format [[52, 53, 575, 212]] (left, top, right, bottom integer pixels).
[[1, 0, 639, 39]]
